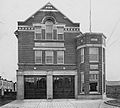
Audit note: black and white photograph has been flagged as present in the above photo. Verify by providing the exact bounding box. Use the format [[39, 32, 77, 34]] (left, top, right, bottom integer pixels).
[[0, 0, 120, 107]]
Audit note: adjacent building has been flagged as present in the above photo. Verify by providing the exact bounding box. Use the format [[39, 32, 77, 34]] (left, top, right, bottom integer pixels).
[[15, 2, 106, 99]]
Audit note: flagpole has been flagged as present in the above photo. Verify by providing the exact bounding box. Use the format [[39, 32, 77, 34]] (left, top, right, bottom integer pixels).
[[89, 0, 92, 32]]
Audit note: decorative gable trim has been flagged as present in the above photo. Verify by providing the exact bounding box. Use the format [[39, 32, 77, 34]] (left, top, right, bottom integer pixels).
[[64, 27, 80, 32], [39, 9, 58, 12]]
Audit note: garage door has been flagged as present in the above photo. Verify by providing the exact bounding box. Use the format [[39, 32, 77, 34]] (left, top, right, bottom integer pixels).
[[53, 75, 75, 99], [24, 76, 47, 99]]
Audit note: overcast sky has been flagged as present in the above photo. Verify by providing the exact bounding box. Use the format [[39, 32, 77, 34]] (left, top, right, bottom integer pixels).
[[0, 0, 120, 82]]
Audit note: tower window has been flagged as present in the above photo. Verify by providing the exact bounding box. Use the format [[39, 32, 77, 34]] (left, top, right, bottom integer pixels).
[[80, 48, 84, 63], [89, 48, 99, 62], [81, 72, 84, 93], [89, 71, 99, 92], [89, 82, 98, 92]]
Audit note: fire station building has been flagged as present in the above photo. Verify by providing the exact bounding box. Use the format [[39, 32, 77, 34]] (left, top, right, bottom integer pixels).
[[15, 3, 106, 99]]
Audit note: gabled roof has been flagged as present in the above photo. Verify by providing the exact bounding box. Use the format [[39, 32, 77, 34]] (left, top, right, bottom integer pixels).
[[18, 2, 80, 27], [40, 2, 58, 11]]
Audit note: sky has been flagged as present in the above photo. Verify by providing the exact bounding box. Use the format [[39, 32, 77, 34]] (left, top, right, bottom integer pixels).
[[0, 0, 120, 82]]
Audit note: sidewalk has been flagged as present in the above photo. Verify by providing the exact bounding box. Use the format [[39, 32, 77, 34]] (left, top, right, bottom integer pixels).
[[0, 99, 118, 108]]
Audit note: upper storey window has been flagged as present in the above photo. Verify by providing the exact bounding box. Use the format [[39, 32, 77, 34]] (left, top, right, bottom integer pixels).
[[35, 26, 42, 39], [57, 51, 64, 64], [45, 21, 53, 40], [57, 27, 64, 40], [35, 51, 42, 63], [81, 48, 84, 63], [45, 51, 53, 64], [89, 48, 99, 62]]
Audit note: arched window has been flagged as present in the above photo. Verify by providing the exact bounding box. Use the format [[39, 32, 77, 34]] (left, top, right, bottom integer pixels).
[[45, 21, 53, 40]]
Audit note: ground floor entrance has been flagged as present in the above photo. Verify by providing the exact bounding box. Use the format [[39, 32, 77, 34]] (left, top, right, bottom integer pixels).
[[24, 75, 75, 99], [17, 70, 78, 100], [53, 75, 75, 99], [24, 76, 47, 99]]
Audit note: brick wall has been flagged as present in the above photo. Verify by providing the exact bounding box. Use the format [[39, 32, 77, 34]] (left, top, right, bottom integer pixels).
[[76, 33, 105, 95], [18, 31, 34, 64], [106, 85, 120, 99], [17, 12, 80, 71]]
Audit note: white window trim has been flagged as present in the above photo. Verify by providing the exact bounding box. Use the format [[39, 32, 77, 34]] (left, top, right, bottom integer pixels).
[[89, 47, 99, 63], [34, 26, 42, 40], [90, 64, 99, 70], [80, 72, 84, 93], [89, 72, 99, 93], [35, 51, 42, 64], [45, 23, 53, 40], [45, 51, 54, 64], [81, 48, 84, 63], [57, 27, 64, 40], [57, 51, 64, 64]]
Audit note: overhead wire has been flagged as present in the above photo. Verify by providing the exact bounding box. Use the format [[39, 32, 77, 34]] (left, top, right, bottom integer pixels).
[[106, 17, 120, 49]]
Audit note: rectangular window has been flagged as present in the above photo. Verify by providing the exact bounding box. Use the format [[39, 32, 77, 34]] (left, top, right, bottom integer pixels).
[[35, 51, 42, 63], [102, 37, 106, 46], [89, 82, 98, 92], [81, 72, 84, 93], [46, 25, 53, 40], [0, 80, 2, 86], [89, 71, 99, 92], [89, 74, 98, 80], [57, 27, 64, 40], [90, 64, 98, 69], [81, 48, 84, 63], [89, 48, 99, 62], [57, 51, 64, 64], [91, 38, 98, 41], [35, 27, 42, 39], [89, 71, 99, 81], [45, 51, 53, 64]]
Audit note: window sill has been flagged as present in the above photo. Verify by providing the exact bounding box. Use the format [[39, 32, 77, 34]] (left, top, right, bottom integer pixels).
[[80, 92, 85, 94], [34, 39, 64, 42], [89, 92, 100, 94], [89, 61, 99, 63]]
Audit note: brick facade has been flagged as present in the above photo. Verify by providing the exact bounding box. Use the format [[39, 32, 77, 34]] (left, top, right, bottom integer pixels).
[[15, 2, 106, 99]]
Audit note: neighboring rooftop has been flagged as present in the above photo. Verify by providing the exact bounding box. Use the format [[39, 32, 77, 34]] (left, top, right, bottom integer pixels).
[[106, 81, 120, 86]]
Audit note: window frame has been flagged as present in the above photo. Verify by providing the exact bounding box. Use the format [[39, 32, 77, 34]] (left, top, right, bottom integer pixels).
[[35, 51, 42, 64], [57, 51, 64, 64], [34, 26, 42, 40], [57, 27, 64, 40], [89, 47, 99, 62], [90, 64, 99, 70], [81, 72, 84, 93], [45, 51, 54, 64], [45, 21, 53, 40], [80, 48, 84, 63]]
